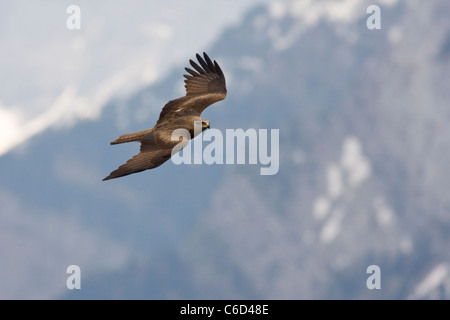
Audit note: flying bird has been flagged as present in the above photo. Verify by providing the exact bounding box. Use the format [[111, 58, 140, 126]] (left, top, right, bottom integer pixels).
[[103, 52, 227, 181]]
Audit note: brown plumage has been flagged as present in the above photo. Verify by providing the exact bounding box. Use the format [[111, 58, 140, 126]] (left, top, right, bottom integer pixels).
[[103, 52, 227, 181]]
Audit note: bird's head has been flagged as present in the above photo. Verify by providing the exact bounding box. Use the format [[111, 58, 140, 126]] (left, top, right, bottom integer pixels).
[[201, 119, 210, 130], [184, 116, 210, 138], [192, 116, 210, 131]]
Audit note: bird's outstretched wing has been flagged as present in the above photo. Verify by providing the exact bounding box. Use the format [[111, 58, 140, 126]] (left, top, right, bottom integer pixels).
[[157, 52, 227, 124], [102, 133, 173, 181]]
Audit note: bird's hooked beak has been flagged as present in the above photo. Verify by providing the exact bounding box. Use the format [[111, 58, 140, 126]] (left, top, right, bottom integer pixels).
[[202, 121, 210, 130]]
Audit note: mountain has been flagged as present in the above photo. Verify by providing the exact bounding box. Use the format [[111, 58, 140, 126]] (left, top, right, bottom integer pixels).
[[1, 0, 450, 299]]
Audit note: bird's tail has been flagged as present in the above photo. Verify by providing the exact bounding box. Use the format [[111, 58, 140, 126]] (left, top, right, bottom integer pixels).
[[110, 128, 153, 145]]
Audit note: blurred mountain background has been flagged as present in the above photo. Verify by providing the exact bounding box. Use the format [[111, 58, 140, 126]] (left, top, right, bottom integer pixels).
[[1, 0, 450, 299]]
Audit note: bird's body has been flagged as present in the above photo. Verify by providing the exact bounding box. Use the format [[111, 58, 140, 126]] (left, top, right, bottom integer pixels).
[[103, 52, 226, 181]]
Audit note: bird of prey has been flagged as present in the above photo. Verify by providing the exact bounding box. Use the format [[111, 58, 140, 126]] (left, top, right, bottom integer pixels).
[[103, 52, 227, 181]]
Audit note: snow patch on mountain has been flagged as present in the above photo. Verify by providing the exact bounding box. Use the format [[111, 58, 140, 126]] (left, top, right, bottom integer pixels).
[[411, 263, 450, 299], [265, 0, 398, 51]]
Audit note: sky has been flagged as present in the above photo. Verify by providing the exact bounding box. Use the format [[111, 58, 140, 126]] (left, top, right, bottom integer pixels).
[[0, 0, 272, 156]]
